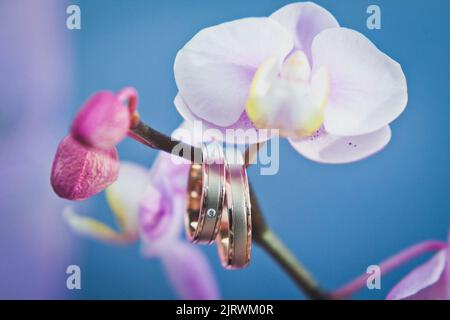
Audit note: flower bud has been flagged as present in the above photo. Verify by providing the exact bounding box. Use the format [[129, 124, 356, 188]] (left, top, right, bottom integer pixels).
[[71, 91, 130, 149], [51, 135, 119, 200]]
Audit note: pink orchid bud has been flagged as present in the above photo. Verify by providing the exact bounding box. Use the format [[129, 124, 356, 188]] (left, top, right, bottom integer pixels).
[[51, 135, 119, 200], [71, 91, 131, 149]]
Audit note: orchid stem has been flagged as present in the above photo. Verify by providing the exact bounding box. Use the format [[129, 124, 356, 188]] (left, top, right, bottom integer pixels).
[[129, 118, 329, 299], [331, 240, 447, 299], [129, 120, 201, 162]]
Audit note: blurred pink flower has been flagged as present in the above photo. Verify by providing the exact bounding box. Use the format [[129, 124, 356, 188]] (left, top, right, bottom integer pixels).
[[174, 1, 407, 163], [163, 242, 220, 300], [64, 152, 220, 299], [139, 152, 190, 251], [138, 152, 220, 299]]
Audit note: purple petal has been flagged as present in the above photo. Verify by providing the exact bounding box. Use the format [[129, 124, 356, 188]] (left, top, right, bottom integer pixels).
[[149, 151, 190, 194], [270, 1, 339, 61], [289, 126, 391, 164], [387, 249, 449, 300], [71, 91, 130, 149], [161, 242, 220, 300], [138, 183, 165, 240], [139, 186, 186, 255], [174, 17, 293, 127], [139, 151, 189, 253], [51, 135, 119, 200], [311, 28, 408, 136]]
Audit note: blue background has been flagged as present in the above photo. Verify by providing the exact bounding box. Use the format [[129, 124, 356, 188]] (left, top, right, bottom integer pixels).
[[13, 0, 450, 299]]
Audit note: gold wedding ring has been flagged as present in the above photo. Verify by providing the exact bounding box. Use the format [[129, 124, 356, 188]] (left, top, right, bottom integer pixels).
[[185, 144, 252, 269], [185, 143, 225, 244], [216, 149, 252, 269]]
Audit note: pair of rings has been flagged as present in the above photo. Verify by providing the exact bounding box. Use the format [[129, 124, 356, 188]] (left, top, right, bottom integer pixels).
[[185, 143, 251, 269]]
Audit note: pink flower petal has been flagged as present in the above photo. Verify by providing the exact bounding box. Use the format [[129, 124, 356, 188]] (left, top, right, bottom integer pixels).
[[51, 135, 119, 200], [447, 229, 450, 291], [71, 91, 130, 149], [387, 249, 449, 300], [149, 150, 191, 195], [161, 242, 220, 300], [138, 183, 165, 240], [311, 28, 407, 136], [270, 1, 339, 61], [289, 126, 391, 164], [139, 151, 190, 255], [174, 17, 293, 127]]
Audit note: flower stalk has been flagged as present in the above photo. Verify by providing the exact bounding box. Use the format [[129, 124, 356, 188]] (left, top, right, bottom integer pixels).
[[129, 120, 201, 163], [129, 116, 329, 299]]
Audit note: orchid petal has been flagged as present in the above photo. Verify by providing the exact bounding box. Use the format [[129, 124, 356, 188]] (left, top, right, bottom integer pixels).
[[149, 151, 190, 195], [51, 135, 119, 200], [447, 230, 450, 293], [387, 249, 449, 300], [174, 94, 269, 144], [311, 28, 408, 136], [161, 242, 220, 300], [270, 1, 339, 61], [173, 94, 197, 124], [140, 189, 185, 256], [71, 91, 130, 149], [105, 161, 150, 236], [138, 183, 164, 242], [63, 207, 135, 244], [174, 17, 293, 127], [138, 151, 188, 255], [289, 126, 391, 164]]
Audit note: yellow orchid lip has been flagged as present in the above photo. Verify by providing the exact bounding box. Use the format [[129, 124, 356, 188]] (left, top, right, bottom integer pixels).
[[246, 57, 278, 127], [62, 179, 143, 245], [246, 51, 330, 138], [63, 207, 138, 245]]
